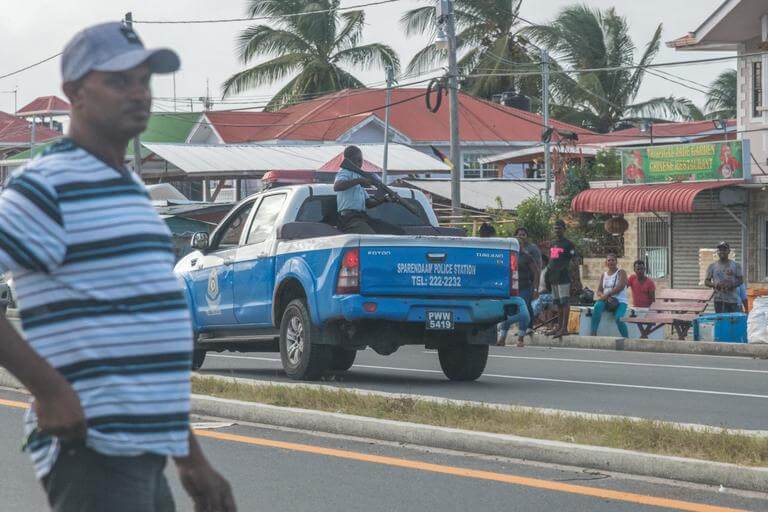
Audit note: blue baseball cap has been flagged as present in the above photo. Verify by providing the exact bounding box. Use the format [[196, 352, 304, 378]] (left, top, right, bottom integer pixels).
[[61, 22, 180, 83]]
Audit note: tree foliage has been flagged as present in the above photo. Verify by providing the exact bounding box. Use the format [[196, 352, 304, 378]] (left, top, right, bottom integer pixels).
[[523, 5, 702, 132], [223, 0, 400, 110]]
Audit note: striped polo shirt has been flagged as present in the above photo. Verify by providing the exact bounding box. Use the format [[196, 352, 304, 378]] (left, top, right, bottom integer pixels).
[[0, 139, 192, 479]]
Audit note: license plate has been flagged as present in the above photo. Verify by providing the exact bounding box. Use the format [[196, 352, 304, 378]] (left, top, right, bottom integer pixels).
[[426, 311, 454, 330]]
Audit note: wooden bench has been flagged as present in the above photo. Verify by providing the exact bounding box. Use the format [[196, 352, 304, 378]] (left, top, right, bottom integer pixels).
[[622, 289, 714, 340]]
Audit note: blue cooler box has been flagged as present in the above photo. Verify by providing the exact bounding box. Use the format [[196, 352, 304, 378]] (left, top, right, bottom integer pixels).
[[693, 313, 747, 343]]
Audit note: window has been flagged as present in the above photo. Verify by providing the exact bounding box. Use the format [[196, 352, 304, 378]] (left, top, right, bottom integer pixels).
[[212, 201, 255, 250], [637, 217, 669, 279], [462, 153, 497, 179], [296, 196, 430, 227], [753, 61, 763, 118], [245, 194, 286, 245]]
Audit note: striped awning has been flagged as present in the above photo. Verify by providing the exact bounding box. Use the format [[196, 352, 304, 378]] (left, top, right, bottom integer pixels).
[[571, 180, 742, 214]]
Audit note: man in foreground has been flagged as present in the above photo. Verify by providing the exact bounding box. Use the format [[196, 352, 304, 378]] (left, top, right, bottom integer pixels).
[[334, 145, 403, 235], [545, 220, 576, 338], [0, 22, 234, 511], [705, 241, 744, 313]]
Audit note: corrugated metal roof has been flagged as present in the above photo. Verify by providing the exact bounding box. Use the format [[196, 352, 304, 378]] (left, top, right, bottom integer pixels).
[[480, 145, 601, 164], [142, 143, 450, 176], [16, 96, 70, 116], [571, 180, 742, 214], [402, 179, 545, 211]]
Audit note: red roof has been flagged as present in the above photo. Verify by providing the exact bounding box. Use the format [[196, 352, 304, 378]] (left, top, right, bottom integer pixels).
[[0, 111, 61, 145], [571, 180, 741, 214], [16, 96, 70, 116], [204, 88, 593, 144], [581, 120, 736, 145], [318, 153, 382, 173]]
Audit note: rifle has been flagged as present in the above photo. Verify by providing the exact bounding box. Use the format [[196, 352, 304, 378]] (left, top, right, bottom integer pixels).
[[339, 158, 422, 217]]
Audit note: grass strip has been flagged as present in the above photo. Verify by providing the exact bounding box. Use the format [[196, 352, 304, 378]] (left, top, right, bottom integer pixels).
[[192, 376, 768, 467]]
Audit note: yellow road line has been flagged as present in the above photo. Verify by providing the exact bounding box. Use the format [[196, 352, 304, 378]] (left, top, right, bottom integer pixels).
[[0, 397, 751, 512], [196, 430, 747, 512]]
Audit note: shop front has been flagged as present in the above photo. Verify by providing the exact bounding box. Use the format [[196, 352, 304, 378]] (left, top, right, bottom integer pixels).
[[572, 140, 759, 289]]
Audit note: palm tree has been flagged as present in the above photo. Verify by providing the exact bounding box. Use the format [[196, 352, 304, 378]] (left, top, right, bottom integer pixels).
[[705, 69, 737, 120], [524, 5, 702, 132], [223, 0, 400, 110], [400, 0, 540, 102]]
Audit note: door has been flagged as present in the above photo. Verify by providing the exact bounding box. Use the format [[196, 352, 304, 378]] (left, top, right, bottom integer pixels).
[[190, 200, 255, 328], [234, 193, 287, 326]]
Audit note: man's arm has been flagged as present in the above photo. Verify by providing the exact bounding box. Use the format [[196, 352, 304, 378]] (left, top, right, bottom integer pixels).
[[647, 280, 656, 304], [704, 265, 715, 289], [175, 431, 236, 511], [0, 317, 85, 440], [334, 177, 370, 191], [365, 195, 387, 209]]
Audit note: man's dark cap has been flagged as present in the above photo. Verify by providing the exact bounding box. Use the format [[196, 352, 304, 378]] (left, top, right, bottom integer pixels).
[[717, 241, 730, 249]]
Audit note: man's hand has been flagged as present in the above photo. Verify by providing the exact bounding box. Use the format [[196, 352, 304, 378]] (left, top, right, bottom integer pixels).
[[176, 433, 236, 512], [33, 378, 86, 441]]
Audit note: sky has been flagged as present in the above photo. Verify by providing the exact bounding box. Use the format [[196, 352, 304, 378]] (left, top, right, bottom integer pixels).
[[0, 0, 731, 117]]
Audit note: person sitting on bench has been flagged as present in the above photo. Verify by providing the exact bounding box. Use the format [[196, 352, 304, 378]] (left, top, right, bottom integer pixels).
[[590, 252, 629, 337]]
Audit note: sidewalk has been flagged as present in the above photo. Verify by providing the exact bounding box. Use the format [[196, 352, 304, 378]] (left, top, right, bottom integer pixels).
[[522, 333, 768, 358]]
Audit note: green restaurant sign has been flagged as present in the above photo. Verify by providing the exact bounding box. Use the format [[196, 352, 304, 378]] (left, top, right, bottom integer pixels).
[[621, 140, 751, 185]]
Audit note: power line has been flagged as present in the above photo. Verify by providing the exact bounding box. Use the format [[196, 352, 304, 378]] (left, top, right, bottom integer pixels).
[[133, 0, 404, 24], [0, 52, 62, 81], [465, 51, 767, 79]]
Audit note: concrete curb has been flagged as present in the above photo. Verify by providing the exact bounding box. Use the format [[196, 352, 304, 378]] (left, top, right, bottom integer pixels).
[[191, 373, 768, 438], [525, 334, 768, 358], [0, 369, 764, 492]]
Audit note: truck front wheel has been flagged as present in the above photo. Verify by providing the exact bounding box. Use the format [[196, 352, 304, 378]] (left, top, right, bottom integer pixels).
[[280, 299, 332, 380], [437, 344, 488, 381]]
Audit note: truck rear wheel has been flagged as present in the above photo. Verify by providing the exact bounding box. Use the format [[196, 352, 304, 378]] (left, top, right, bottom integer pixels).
[[437, 344, 488, 381], [330, 348, 357, 371], [191, 349, 207, 371], [280, 299, 331, 380]]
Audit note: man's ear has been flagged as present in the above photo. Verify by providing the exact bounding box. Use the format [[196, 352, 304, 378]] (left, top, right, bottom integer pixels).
[[62, 81, 83, 109]]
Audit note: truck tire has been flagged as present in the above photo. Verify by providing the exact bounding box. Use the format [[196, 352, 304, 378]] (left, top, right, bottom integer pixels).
[[437, 344, 488, 381], [192, 349, 207, 371], [330, 348, 357, 371], [280, 299, 332, 380]]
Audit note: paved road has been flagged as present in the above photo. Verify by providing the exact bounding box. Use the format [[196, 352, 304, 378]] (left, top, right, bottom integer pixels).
[[199, 345, 768, 429], [0, 389, 764, 512]]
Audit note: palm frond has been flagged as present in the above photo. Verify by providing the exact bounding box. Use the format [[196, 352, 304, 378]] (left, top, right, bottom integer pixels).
[[333, 43, 400, 73], [334, 10, 365, 50], [626, 96, 704, 122], [236, 25, 311, 63], [222, 53, 306, 97]]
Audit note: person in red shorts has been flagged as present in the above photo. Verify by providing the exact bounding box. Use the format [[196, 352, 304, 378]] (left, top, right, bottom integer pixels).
[[627, 260, 656, 308]]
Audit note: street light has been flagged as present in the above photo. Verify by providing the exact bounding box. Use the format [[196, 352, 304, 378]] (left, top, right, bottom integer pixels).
[[639, 120, 654, 145], [712, 119, 728, 141], [435, 25, 449, 51]]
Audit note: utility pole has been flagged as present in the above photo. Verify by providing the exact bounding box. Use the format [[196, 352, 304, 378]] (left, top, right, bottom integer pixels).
[[172, 73, 177, 112], [541, 49, 552, 204], [1, 87, 17, 115], [382, 65, 395, 184], [437, 0, 461, 215], [123, 12, 143, 177]]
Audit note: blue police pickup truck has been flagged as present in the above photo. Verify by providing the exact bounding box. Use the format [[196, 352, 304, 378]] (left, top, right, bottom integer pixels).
[[174, 184, 528, 381]]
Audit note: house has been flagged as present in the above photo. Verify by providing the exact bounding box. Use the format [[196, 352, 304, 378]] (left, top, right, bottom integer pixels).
[[185, 88, 593, 180], [0, 112, 201, 194], [15, 95, 71, 133], [668, 0, 767, 167], [0, 111, 62, 178]]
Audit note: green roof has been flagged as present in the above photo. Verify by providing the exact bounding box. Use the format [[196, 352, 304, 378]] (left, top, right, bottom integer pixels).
[[7, 112, 201, 161]]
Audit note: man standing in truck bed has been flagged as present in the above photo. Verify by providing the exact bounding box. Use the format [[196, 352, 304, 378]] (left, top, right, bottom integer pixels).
[[334, 145, 403, 235]]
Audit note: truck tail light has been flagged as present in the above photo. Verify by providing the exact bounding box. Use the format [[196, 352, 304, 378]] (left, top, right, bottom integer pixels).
[[336, 248, 360, 294], [509, 251, 519, 296]]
